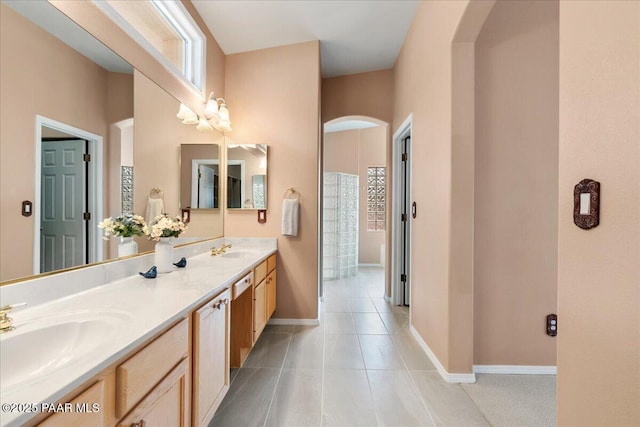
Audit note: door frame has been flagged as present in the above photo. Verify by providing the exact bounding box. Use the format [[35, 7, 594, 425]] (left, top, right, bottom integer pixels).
[[34, 115, 104, 275], [391, 114, 412, 306]]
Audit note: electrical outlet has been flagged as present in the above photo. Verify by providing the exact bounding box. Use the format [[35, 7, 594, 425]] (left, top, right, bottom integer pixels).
[[546, 314, 557, 337]]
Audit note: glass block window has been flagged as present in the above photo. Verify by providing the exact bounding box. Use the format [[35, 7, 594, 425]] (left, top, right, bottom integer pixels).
[[367, 167, 386, 231]]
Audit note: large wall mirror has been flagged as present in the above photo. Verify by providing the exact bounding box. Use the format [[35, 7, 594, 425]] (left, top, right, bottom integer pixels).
[[0, 1, 223, 283], [226, 144, 268, 209]]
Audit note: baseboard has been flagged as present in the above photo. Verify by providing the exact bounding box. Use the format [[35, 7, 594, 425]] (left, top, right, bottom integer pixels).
[[409, 324, 477, 384], [268, 318, 320, 326], [474, 365, 557, 375], [358, 263, 383, 268]]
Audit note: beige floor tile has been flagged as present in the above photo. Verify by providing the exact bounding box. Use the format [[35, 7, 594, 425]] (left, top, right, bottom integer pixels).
[[410, 371, 490, 427], [264, 369, 322, 427], [367, 370, 435, 426], [359, 334, 406, 369], [378, 312, 412, 335], [263, 324, 295, 334], [324, 334, 365, 369], [353, 312, 389, 334], [348, 297, 377, 312], [462, 374, 556, 427], [322, 369, 378, 426], [324, 312, 356, 334], [211, 368, 280, 427], [283, 327, 324, 368], [243, 331, 292, 368], [392, 334, 436, 370], [324, 297, 351, 312], [371, 297, 407, 314]]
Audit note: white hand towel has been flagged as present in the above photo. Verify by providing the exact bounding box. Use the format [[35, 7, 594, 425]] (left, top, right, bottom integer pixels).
[[281, 199, 299, 236], [145, 197, 165, 225]]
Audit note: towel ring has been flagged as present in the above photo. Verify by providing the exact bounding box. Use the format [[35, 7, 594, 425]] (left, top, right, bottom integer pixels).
[[283, 187, 300, 200], [150, 188, 164, 199]]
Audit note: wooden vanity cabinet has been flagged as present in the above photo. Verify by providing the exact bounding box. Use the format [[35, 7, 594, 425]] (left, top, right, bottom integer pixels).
[[266, 254, 277, 318], [117, 358, 190, 427], [192, 288, 231, 427], [253, 278, 267, 343], [38, 380, 105, 427]]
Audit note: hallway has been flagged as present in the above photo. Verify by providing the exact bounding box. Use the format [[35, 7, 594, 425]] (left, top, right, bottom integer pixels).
[[212, 267, 555, 426]]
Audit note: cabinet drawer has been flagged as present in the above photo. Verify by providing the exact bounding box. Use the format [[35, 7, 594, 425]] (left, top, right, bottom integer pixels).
[[233, 272, 253, 300], [267, 253, 276, 273], [254, 260, 267, 285], [116, 318, 189, 418], [38, 380, 104, 427]]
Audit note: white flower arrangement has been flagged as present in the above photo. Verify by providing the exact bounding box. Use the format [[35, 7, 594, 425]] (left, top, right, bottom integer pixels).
[[144, 214, 187, 241], [98, 214, 146, 239]]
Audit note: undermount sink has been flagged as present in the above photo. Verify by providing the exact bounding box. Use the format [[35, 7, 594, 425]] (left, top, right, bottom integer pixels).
[[219, 252, 245, 259], [0, 311, 128, 391]]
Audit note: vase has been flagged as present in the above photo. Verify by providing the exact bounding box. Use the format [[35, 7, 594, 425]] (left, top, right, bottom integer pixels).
[[118, 236, 138, 258], [154, 237, 174, 273]]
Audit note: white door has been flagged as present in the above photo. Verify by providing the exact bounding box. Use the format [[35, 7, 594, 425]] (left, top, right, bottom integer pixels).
[[198, 164, 216, 208], [40, 139, 86, 272]]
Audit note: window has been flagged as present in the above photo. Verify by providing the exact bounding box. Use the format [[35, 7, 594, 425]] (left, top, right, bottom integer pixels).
[[367, 167, 386, 231], [94, 0, 205, 91]]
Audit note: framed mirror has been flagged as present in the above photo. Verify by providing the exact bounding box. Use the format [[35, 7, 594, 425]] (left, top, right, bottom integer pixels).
[[226, 144, 268, 209], [180, 144, 220, 210]]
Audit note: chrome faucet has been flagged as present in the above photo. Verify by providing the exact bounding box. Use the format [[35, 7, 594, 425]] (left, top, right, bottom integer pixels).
[[211, 243, 232, 256], [0, 303, 27, 333]]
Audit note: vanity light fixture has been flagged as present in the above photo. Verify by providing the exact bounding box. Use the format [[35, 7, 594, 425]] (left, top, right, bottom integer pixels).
[[215, 103, 232, 132], [204, 92, 219, 119], [177, 103, 198, 125], [196, 116, 214, 132], [202, 93, 232, 132]]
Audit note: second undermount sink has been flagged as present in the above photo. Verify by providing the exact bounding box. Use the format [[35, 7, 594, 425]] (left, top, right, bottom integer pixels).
[[0, 311, 129, 392]]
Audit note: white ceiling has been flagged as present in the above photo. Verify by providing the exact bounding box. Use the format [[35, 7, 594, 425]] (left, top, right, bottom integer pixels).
[[324, 120, 379, 133], [191, 0, 420, 78]]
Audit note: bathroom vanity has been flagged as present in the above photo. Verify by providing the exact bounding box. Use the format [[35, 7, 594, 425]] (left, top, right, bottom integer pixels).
[[0, 238, 277, 427]]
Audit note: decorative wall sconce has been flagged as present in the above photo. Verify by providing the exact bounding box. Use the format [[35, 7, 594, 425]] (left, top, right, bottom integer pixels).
[[196, 116, 214, 132]]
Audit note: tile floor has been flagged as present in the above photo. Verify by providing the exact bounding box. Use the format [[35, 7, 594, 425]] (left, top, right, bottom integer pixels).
[[211, 267, 556, 427]]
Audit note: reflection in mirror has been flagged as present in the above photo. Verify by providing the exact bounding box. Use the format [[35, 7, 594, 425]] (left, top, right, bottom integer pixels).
[[180, 144, 220, 209], [0, 0, 134, 282], [226, 144, 268, 209], [133, 72, 224, 255]]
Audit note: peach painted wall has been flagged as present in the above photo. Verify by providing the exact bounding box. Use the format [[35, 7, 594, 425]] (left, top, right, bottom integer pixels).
[[474, 0, 559, 366], [224, 41, 321, 320], [322, 69, 394, 124], [133, 71, 224, 253], [557, 1, 639, 425], [1, 4, 111, 281], [392, 0, 471, 373], [324, 127, 387, 265]]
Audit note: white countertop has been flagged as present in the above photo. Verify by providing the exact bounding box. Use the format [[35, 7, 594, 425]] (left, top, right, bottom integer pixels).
[[0, 239, 276, 427]]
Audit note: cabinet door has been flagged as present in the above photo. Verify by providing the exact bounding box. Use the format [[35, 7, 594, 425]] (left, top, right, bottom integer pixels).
[[253, 280, 267, 343], [193, 288, 231, 427], [267, 270, 276, 319], [117, 357, 190, 427]]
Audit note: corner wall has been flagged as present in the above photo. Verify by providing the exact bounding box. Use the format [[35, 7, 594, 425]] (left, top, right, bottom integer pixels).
[[557, 1, 639, 425], [224, 41, 321, 320]]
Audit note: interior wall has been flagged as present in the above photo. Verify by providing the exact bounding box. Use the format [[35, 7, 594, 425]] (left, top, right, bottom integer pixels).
[[224, 41, 321, 320], [133, 71, 224, 252], [557, 1, 639, 425], [322, 69, 394, 124], [0, 4, 110, 281], [392, 0, 471, 373], [324, 127, 387, 265], [474, 0, 559, 366]]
